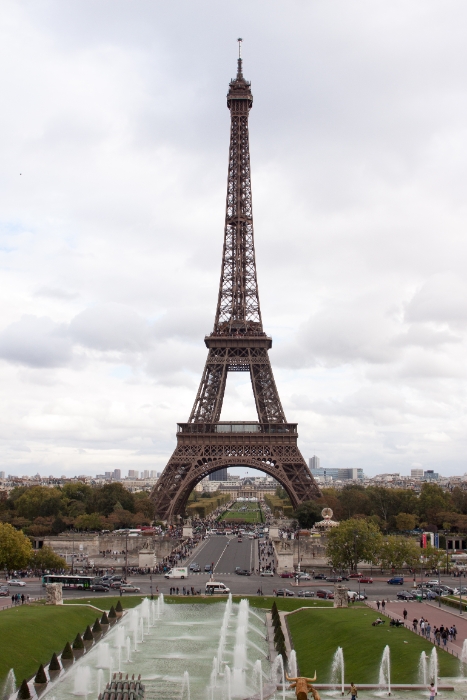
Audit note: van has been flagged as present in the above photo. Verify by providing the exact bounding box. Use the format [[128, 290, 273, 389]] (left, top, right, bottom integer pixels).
[[205, 582, 231, 595], [164, 567, 188, 580]]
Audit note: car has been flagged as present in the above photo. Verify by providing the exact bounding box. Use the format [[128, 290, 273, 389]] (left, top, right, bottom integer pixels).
[[276, 589, 294, 597], [7, 580, 25, 587], [297, 590, 315, 598], [235, 569, 251, 576], [316, 589, 334, 599], [296, 573, 311, 581], [387, 577, 404, 585], [260, 570, 274, 577], [110, 580, 122, 589], [280, 572, 294, 578], [237, 538, 243, 543], [0, 587, 9, 597], [425, 580, 441, 588], [91, 584, 110, 592], [120, 583, 141, 593], [348, 573, 363, 579], [397, 591, 416, 600], [348, 591, 367, 600], [358, 577, 373, 584], [189, 563, 201, 572], [313, 573, 326, 580], [326, 576, 343, 583], [204, 564, 212, 572]]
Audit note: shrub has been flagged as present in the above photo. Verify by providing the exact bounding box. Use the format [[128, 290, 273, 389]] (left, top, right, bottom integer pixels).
[[34, 665, 47, 684], [101, 611, 109, 625], [116, 600, 123, 613], [108, 605, 117, 619], [49, 652, 61, 672], [92, 617, 102, 633], [17, 680, 31, 699], [73, 633, 84, 650], [61, 641, 73, 660], [83, 625, 94, 641]]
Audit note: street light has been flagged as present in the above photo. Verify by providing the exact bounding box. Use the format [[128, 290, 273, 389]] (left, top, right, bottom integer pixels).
[[150, 574, 153, 600]]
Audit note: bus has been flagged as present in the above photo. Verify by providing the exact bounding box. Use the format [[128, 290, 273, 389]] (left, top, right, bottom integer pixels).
[[41, 574, 100, 590]]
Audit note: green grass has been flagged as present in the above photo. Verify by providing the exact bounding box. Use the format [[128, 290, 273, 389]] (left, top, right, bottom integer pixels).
[[288, 607, 459, 683], [219, 501, 264, 524], [0, 605, 100, 686], [63, 595, 144, 610]]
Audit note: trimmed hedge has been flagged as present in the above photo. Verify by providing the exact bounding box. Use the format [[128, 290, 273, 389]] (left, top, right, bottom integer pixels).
[[92, 617, 102, 633], [34, 665, 47, 684], [72, 633, 84, 650], [17, 680, 31, 699], [83, 625, 94, 641], [61, 641, 73, 660], [101, 612, 109, 625], [116, 600, 123, 613], [49, 652, 61, 672]]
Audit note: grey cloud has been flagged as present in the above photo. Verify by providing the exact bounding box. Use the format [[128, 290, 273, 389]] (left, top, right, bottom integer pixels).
[[34, 286, 80, 300], [69, 303, 150, 352], [0, 315, 72, 368], [405, 274, 467, 326]]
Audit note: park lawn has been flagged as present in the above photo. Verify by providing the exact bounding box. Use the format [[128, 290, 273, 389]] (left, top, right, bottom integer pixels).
[[64, 595, 144, 610], [288, 607, 459, 684], [0, 605, 100, 686], [220, 502, 264, 524]]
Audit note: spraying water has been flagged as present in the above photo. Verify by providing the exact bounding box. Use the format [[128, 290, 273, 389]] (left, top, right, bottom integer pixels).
[[271, 654, 286, 700], [253, 660, 263, 700], [126, 637, 131, 663], [378, 645, 391, 696], [461, 640, 467, 668], [72, 665, 90, 696], [418, 651, 428, 685], [330, 647, 345, 695], [97, 669, 104, 697], [181, 670, 191, 700], [224, 666, 232, 700], [288, 650, 298, 679], [1, 669, 16, 700], [429, 647, 438, 694]]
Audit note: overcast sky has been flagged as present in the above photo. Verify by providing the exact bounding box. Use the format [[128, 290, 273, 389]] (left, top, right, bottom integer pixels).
[[2, 1, 467, 479]]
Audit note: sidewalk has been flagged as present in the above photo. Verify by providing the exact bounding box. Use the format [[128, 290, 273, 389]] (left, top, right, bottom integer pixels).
[[367, 600, 466, 658]]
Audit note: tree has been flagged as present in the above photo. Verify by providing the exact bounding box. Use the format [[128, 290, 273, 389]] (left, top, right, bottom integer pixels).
[[293, 501, 322, 528], [379, 536, 420, 570], [0, 522, 32, 571], [395, 513, 416, 532], [87, 483, 135, 516], [74, 513, 106, 531], [30, 546, 67, 572], [326, 518, 382, 571], [418, 483, 452, 526]]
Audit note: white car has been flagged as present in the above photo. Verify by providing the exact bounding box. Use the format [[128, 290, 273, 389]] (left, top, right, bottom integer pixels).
[[7, 579, 26, 587], [297, 573, 311, 581], [260, 570, 274, 577]]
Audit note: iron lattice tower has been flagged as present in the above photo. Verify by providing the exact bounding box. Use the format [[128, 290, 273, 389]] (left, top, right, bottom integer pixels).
[[151, 45, 321, 520]]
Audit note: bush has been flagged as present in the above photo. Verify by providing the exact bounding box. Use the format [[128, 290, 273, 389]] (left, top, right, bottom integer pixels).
[[108, 605, 117, 619], [72, 633, 84, 650], [49, 652, 61, 672], [34, 665, 47, 684], [116, 600, 123, 613], [83, 625, 94, 641], [92, 617, 102, 633], [61, 641, 73, 660], [101, 611, 109, 625], [17, 680, 31, 699]]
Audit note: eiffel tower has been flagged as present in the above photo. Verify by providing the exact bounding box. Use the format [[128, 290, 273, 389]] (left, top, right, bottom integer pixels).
[[152, 42, 321, 521]]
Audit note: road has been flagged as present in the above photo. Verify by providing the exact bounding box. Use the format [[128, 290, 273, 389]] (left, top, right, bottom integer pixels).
[[0, 536, 462, 605]]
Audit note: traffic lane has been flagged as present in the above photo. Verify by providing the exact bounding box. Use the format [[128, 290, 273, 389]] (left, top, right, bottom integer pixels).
[[216, 538, 253, 573], [189, 536, 231, 572]]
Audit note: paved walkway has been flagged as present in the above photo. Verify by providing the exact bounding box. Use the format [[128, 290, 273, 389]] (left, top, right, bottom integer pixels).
[[367, 599, 467, 658]]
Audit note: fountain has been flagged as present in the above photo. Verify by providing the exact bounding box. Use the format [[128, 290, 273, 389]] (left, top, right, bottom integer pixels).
[[96, 643, 112, 669], [224, 666, 232, 700], [429, 647, 438, 694], [126, 637, 131, 662], [288, 650, 298, 679], [330, 647, 345, 695], [97, 670, 104, 697], [181, 670, 191, 700], [378, 645, 391, 696], [1, 669, 16, 700], [418, 651, 428, 685], [114, 626, 125, 648], [252, 660, 263, 700], [72, 666, 90, 696], [271, 654, 286, 700], [461, 640, 467, 667]]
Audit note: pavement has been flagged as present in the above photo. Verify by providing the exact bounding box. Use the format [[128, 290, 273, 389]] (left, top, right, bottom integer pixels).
[[366, 599, 467, 657]]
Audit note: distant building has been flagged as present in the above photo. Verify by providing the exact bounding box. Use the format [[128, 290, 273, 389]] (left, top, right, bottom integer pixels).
[[0, 472, 5, 479], [104, 472, 112, 480], [209, 468, 228, 481], [142, 470, 150, 479], [309, 456, 320, 470], [411, 469, 423, 479], [424, 470, 439, 481], [150, 470, 158, 478], [310, 467, 364, 482], [113, 469, 121, 480], [128, 469, 139, 478]]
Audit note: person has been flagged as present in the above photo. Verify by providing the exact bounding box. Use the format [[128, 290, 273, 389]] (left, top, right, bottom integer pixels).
[[413, 618, 418, 631], [403, 608, 407, 620], [376, 600, 380, 611], [428, 682, 436, 700], [381, 600, 386, 611], [426, 623, 431, 640], [348, 683, 357, 700]]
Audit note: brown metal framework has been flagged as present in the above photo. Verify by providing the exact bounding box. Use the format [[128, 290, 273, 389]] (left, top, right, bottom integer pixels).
[[151, 48, 321, 521]]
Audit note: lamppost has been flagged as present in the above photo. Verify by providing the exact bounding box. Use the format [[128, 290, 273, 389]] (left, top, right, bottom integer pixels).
[[150, 574, 153, 600], [125, 532, 129, 579], [71, 531, 75, 575]]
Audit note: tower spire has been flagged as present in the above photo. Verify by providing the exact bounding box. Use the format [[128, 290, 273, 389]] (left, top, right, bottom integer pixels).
[[237, 37, 243, 78]]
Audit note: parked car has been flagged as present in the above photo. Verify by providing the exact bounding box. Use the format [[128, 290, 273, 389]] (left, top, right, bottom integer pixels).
[[280, 572, 294, 578], [297, 573, 311, 581], [276, 589, 294, 597], [0, 587, 9, 597], [313, 573, 326, 580], [297, 590, 315, 598], [260, 570, 274, 577], [91, 583, 110, 592], [7, 580, 25, 587], [120, 583, 141, 593], [348, 573, 363, 579], [397, 591, 416, 600], [348, 591, 367, 600], [358, 576, 373, 584], [387, 577, 404, 585], [326, 576, 342, 583], [235, 569, 251, 576], [316, 589, 334, 599]]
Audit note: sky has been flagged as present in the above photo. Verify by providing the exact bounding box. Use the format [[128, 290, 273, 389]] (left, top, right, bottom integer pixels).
[[2, 1, 467, 479]]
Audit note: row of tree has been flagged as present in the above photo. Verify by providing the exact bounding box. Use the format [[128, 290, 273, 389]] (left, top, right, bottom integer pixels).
[[0, 483, 156, 536], [325, 518, 446, 572], [293, 482, 467, 532], [0, 522, 67, 572]]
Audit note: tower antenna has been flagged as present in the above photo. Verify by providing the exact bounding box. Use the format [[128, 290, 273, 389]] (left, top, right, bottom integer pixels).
[[238, 37, 243, 58]]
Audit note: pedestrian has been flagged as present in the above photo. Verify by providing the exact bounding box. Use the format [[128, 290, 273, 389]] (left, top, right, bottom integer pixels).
[[376, 601, 380, 611], [442, 629, 448, 647], [426, 623, 431, 641], [452, 624, 457, 641], [381, 600, 386, 611], [348, 683, 358, 700], [428, 682, 436, 700], [403, 608, 407, 620], [413, 618, 418, 631], [420, 620, 425, 636]]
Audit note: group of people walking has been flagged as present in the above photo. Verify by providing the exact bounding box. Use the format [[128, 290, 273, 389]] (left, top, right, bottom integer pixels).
[[412, 617, 457, 646]]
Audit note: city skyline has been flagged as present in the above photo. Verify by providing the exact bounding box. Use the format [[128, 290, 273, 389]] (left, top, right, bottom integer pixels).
[[2, 2, 467, 478]]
